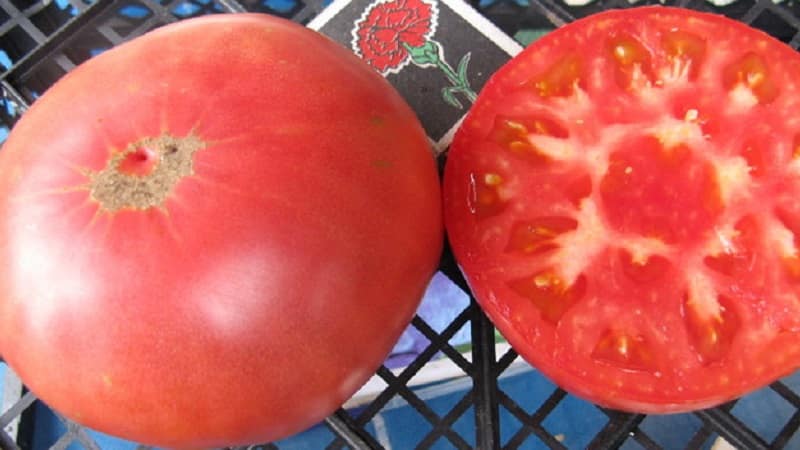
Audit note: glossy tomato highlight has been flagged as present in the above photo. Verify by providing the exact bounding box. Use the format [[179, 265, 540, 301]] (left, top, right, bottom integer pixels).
[[444, 6, 800, 413], [0, 14, 442, 447]]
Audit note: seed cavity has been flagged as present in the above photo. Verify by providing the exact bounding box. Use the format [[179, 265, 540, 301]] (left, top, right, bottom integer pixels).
[[723, 52, 778, 105], [683, 292, 740, 365], [507, 270, 587, 325], [662, 29, 707, 81], [704, 216, 758, 277], [619, 249, 671, 283], [468, 171, 508, 219], [772, 208, 800, 281], [740, 139, 767, 177], [793, 134, 800, 159], [505, 216, 578, 254], [564, 173, 593, 206], [525, 52, 584, 98], [607, 33, 655, 90], [487, 115, 568, 164], [591, 329, 655, 371]]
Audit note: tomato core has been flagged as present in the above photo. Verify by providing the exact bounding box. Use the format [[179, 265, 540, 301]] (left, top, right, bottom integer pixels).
[[118, 146, 158, 177], [599, 137, 722, 245], [88, 133, 204, 212]]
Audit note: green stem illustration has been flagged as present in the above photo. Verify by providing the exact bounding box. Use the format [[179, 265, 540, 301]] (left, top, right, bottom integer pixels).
[[435, 56, 477, 103], [403, 41, 477, 109]]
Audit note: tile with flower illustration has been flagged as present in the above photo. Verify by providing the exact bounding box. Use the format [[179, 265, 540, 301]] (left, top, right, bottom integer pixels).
[[309, 0, 522, 151]]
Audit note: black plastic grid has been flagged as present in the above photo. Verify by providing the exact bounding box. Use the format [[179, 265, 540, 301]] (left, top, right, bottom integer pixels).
[[2, 0, 800, 448]]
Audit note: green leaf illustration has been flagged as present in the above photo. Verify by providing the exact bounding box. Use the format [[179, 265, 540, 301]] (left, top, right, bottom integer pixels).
[[442, 86, 463, 109], [457, 52, 471, 82]]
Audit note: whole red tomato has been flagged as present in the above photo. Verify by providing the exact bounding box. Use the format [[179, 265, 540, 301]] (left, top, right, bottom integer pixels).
[[0, 14, 442, 447], [444, 6, 800, 413]]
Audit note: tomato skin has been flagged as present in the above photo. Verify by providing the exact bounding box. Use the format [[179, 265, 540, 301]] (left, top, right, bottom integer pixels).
[[0, 14, 442, 448], [444, 6, 800, 413]]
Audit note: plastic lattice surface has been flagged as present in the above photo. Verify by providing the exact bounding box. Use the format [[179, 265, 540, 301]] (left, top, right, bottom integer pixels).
[[3, 0, 800, 449]]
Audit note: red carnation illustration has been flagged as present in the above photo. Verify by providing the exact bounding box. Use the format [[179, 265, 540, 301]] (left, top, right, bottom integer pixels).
[[354, 0, 433, 73], [353, 0, 477, 109]]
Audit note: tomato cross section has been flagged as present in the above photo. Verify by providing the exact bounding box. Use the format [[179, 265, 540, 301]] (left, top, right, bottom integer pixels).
[[444, 6, 800, 413]]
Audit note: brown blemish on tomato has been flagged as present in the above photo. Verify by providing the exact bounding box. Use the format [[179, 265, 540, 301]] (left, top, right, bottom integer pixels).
[[88, 133, 205, 212], [372, 159, 394, 169]]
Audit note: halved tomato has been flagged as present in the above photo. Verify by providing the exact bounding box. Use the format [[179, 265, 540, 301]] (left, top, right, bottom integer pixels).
[[443, 6, 800, 412]]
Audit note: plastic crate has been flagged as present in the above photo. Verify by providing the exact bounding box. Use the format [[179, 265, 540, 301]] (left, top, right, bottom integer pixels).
[[2, 0, 800, 448]]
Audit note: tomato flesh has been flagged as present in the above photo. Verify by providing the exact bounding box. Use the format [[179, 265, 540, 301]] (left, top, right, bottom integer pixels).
[[444, 6, 800, 412]]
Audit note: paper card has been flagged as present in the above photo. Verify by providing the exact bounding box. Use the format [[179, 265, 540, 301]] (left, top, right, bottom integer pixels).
[[308, 0, 522, 153]]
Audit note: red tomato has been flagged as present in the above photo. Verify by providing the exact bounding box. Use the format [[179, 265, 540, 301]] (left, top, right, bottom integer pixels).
[[444, 6, 800, 413], [0, 14, 442, 447]]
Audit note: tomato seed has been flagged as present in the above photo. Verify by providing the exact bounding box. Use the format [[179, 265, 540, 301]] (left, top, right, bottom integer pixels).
[[683, 294, 740, 365], [484, 173, 503, 186], [703, 216, 759, 276], [526, 53, 584, 98], [608, 33, 655, 90], [783, 256, 800, 281], [619, 249, 671, 283], [775, 207, 800, 248], [488, 115, 568, 164], [723, 52, 778, 104], [507, 272, 587, 325], [662, 29, 707, 80], [468, 172, 508, 219], [591, 329, 655, 371], [505, 216, 578, 254]]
